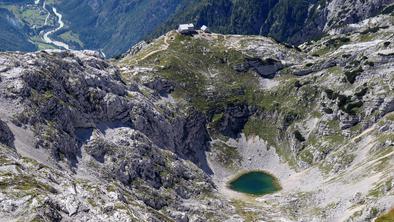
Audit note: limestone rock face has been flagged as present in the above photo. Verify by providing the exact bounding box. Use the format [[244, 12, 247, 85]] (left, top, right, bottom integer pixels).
[[83, 127, 212, 201], [325, 0, 393, 32], [0, 50, 220, 221], [215, 104, 255, 139], [144, 78, 175, 96], [129, 103, 211, 170], [380, 96, 394, 117]]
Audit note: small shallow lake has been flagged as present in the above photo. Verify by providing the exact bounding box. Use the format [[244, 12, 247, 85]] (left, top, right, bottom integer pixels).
[[228, 171, 281, 196]]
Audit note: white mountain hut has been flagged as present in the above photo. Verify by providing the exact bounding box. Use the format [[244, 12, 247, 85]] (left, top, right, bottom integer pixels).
[[201, 25, 209, 33], [177, 23, 195, 34]]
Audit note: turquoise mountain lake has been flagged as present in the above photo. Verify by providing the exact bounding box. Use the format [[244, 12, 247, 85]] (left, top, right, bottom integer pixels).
[[229, 171, 281, 196]]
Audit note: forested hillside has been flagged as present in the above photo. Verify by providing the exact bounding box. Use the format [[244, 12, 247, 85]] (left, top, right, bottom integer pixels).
[[57, 0, 187, 56], [153, 0, 392, 44], [0, 7, 36, 52]]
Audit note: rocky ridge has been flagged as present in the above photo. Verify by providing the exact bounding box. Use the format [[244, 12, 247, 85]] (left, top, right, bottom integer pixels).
[[0, 50, 223, 221]]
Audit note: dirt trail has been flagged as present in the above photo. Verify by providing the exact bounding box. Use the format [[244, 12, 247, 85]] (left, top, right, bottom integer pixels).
[[135, 34, 171, 62], [367, 150, 394, 166], [351, 125, 376, 143]]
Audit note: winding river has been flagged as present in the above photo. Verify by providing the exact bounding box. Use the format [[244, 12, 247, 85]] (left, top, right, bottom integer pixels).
[[37, 0, 70, 50]]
